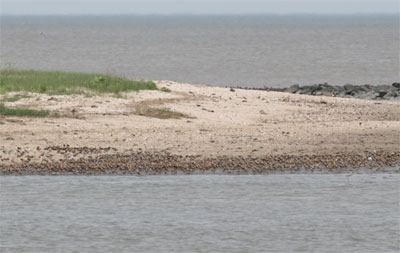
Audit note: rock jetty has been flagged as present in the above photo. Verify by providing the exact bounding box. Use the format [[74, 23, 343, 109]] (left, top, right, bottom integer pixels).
[[235, 82, 400, 100], [285, 83, 400, 100]]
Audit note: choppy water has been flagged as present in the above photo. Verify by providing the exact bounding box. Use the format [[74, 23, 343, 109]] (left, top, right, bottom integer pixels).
[[1, 174, 399, 252], [1, 15, 399, 88]]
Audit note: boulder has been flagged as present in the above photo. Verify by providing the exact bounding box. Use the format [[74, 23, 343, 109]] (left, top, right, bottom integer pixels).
[[344, 83, 364, 96], [286, 84, 300, 93], [318, 83, 335, 92], [297, 85, 313, 94], [314, 84, 337, 96], [359, 84, 373, 92], [344, 83, 356, 92], [361, 91, 380, 100], [377, 91, 388, 98], [308, 84, 320, 95], [333, 86, 346, 96], [383, 88, 399, 99]]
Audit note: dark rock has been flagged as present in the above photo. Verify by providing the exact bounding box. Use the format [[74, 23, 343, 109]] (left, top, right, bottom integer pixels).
[[360, 84, 373, 92], [344, 83, 356, 92], [310, 84, 322, 95], [334, 86, 346, 96], [344, 84, 360, 96], [345, 83, 376, 96], [356, 91, 379, 100], [314, 91, 326, 96], [377, 91, 388, 98], [298, 85, 319, 95], [374, 91, 387, 99], [297, 86, 311, 94], [319, 83, 335, 92], [314, 84, 337, 96], [384, 89, 399, 99], [392, 83, 400, 89], [286, 84, 300, 93]]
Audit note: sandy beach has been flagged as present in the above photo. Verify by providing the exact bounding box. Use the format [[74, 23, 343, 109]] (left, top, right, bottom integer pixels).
[[1, 81, 399, 175]]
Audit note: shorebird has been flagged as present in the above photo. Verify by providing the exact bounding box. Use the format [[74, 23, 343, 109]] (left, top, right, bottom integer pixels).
[[346, 170, 355, 183]]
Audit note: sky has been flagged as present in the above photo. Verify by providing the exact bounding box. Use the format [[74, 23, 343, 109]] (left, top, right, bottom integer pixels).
[[1, 0, 399, 15]]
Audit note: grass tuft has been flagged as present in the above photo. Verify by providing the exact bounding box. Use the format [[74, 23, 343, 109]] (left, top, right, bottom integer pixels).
[[135, 107, 191, 119], [160, 87, 171, 92], [0, 104, 50, 117], [1, 94, 30, 102], [0, 69, 157, 95]]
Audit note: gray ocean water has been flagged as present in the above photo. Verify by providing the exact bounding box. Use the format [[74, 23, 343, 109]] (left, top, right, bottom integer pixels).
[[1, 174, 399, 252], [1, 15, 399, 88]]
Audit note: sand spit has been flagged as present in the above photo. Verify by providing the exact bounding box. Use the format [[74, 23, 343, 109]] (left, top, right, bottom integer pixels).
[[1, 81, 399, 175]]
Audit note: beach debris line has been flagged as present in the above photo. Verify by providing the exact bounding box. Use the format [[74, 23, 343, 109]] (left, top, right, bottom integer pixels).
[[1, 148, 399, 175]]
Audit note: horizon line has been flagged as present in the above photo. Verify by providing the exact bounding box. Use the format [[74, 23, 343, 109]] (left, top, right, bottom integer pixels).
[[1, 12, 399, 16]]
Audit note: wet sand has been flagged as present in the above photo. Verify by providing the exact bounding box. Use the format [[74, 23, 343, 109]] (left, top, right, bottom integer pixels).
[[1, 81, 399, 175]]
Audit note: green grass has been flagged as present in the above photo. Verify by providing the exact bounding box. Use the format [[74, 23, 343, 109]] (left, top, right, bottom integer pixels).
[[1, 94, 30, 102], [0, 69, 157, 95], [0, 104, 50, 117]]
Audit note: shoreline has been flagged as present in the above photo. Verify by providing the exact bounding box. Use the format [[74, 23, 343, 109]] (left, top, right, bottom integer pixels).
[[1, 80, 399, 175], [1, 150, 399, 176]]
